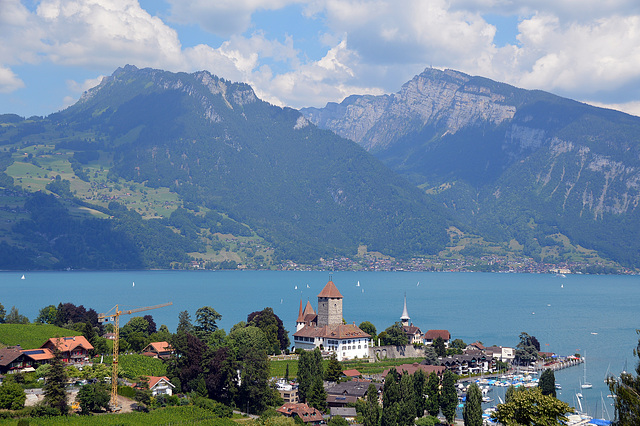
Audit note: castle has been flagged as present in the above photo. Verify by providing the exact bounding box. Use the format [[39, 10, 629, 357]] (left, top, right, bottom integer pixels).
[[292, 279, 371, 361]]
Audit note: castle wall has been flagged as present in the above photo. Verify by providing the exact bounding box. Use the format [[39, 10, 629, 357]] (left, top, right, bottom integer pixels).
[[317, 297, 342, 326]]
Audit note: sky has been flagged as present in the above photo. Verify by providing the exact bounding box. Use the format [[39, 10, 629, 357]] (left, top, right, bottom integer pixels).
[[2, 0, 640, 118]]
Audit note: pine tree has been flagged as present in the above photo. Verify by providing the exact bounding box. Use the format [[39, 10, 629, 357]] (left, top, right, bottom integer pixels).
[[363, 383, 381, 426], [424, 372, 440, 417], [440, 370, 457, 424], [43, 346, 69, 415], [398, 372, 416, 425], [463, 382, 482, 426], [381, 368, 400, 426], [413, 369, 427, 417], [325, 352, 343, 383], [539, 368, 556, 397]]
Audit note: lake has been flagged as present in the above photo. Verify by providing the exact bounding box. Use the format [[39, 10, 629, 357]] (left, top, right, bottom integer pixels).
[[2, 270, 638, 418]]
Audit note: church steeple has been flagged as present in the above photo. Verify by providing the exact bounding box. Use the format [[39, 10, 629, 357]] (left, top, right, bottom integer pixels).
[[401, 293, 410, 326]]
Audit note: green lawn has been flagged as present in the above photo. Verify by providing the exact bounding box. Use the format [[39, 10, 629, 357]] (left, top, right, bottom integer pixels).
[[269, 356, 427, 379], [0, 324, 79, 349]]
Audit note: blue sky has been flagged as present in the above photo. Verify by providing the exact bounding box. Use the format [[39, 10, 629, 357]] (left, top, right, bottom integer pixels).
[[2, 0, 640, 118]]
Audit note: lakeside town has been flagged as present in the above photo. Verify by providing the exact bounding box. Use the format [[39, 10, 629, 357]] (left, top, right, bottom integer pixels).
[[0, 278, 618, 425]]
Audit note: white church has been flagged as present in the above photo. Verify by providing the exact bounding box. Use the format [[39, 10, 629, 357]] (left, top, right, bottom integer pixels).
[[292, 279, 371, 361]]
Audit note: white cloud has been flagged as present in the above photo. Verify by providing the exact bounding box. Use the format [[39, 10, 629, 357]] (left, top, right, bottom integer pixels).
[[67, 75, 106, 93], [0, 66, 25, 93], [167, 0, 304, 37]]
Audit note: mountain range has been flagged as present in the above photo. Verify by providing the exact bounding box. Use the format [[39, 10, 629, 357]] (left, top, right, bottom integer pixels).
[[302, 68, 640, 268], [0, 65, 638, 270]]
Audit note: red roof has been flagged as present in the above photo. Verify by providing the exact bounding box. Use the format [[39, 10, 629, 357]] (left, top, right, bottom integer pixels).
[[317, 280, 343, 298], [147, 376, 174, 389], [424, 330, 451, 340], [342, 369, 361, 377], [276, 403, 324, 423], [144, 342, 172, 353], [21, 348, 54, 361], [42, 336, 94, 352]]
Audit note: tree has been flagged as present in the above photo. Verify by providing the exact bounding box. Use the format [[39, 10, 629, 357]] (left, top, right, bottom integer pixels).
[[0, 302, 5, 323], [177, 310, 194, 334], [0, 381, 26, 410], [325, 352, 343, 383], [359, 321, 377, 342], [539, 369, 557, 398], [492, 387, 572, 425], [120, 316, 150, 352], [450, 339, 467, 350], [307, 375, 328, 413], [203, 346, 238, 405], [143, 314, 157, 335], [424, 372, 440, 417], [328, 416, 349, 426], [248, 307, 289, 354], [423, 346, 439, 366], [195, 306, 222, 341], [297, 348, 323, 403], [76, 383, 110, 413], [36, 305, 58, 324], [43, 347, 69, 415], [362, 383, 381, 426], [398, 372, 416, 426], [5, 306, 29, 324], [463, 382, 482, 426], [608, 329, 640, 425], [380, 322, 408, 346], [440, 370, 457, 425], [381, 368, 400, 426], [433, 336, 446, 358], [412, 369, 427, 418], [515, 332, 540, 365]]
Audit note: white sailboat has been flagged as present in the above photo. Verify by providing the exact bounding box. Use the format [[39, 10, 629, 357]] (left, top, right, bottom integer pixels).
[[356, 281, 360, 287], [581, 354, 593, 389], [21, 274, 25, 280]]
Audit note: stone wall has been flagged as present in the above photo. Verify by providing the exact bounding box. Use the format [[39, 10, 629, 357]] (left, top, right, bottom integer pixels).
[[370, 345, 426, 360]]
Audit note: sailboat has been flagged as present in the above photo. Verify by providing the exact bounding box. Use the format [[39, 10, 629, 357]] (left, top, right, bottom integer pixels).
[[21, 274, 25, 280], [356, 281, 360, 287], [581, 354, 593, 389]]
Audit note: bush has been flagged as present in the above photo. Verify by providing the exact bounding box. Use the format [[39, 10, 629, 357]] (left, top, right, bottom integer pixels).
[[193, 396, 233, 417], [118, 385, 136, 398], [415, 415, 443, 426], [0, 381, 26, 410]]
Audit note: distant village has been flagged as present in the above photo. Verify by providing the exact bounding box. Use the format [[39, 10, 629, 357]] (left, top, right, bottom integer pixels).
[[0, 278, 589, 424]]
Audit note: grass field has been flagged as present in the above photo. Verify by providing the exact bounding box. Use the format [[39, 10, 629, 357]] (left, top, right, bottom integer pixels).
[[0, 406, 238, 425], [0, 324, 79, 349], [269, 356, 427, 379]]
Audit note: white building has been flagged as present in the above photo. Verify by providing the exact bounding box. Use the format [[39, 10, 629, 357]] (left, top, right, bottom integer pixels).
[[293, 279, 371, 361]]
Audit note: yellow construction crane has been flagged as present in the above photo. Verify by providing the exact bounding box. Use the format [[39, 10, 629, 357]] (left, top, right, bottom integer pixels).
[[98, 302, 172, 409]]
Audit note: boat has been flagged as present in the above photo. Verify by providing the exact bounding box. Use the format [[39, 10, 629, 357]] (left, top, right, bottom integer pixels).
[[582, 354, 593, 389], [21, 274, 25, 280], [356, 281, 360, 287], [482, 396, 493, 403], [555, 383, 562, 390]]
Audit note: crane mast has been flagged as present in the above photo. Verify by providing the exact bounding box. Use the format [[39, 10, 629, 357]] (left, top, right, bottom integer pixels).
[[98, 302, 172, 409]]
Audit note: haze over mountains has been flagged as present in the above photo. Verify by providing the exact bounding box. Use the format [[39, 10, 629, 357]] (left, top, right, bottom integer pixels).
[[1, 65, 639, 270]]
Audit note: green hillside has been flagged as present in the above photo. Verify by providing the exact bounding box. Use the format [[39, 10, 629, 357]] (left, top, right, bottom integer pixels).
[[0, 66, 450, 270], [0, 324, 78, 349]]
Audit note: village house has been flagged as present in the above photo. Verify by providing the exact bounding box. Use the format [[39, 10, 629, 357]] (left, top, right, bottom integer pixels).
[[484, 345, 515, 363], [293, 279, 371, 361], [330, 407, 357, 422], [441, 354, 496, 376], [424, 329, 451, 347], [276, 379, 299, 404], [41, 336, 93, 364], [276, 402, 324, 425], [142, 341, 174, 359], [147, 376, 175, 396], [0, 347, 31, 374]]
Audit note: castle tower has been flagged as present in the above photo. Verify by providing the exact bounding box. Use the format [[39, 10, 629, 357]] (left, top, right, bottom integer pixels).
[[317, 279, 343, 327], [401, 293, 410, 326], [296, 299, 317, 331]]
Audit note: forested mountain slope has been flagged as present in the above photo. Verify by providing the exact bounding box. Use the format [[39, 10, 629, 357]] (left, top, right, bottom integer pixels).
[[302, 68, 640, 267], [0, 66, 449, 269]]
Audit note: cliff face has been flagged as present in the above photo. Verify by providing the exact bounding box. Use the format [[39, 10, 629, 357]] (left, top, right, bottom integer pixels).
[[302, 67, 640, 267]]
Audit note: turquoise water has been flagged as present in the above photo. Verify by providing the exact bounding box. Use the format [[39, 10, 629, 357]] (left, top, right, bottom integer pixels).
[[2, 270, 638, 418]]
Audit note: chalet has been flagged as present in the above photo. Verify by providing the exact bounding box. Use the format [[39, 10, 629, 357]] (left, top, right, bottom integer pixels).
[[0, 347, 30, 374], [326, 379, 382, 399], [484, 346, 515, 362], [276, 402, 324, 425], [293, 280, 371, 361], [21, 348, 54, 367], [142, 342, 174, 359], [41, 336, 93, 364], [441, 354, 496, 376], [342, 369, 361, 378], [147, 376, 175, 396], [424, 329, 451, 347], [326, 394, 357, 407]]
